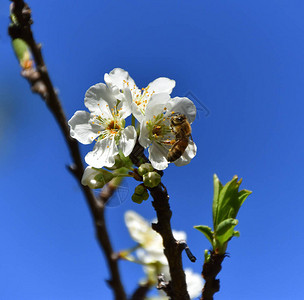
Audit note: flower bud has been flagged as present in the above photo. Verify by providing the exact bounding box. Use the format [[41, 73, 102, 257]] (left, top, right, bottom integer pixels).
[[81, 166, 114, 189], [134, 184, 146, 195], [143, 171, 161, 188], [132, 184, 149, 203], [132, 193, 144, 204], [138, 163, 154, 176]]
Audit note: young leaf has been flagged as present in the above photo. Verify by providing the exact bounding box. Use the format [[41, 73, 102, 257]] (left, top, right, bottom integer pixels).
[[212, 174, 223, 229], [216, 218, 238, 236], [194, 225, 214, 246], [215, 219, 239, 252], [228, 188, 252, 219], [215, 176, 239, 226]]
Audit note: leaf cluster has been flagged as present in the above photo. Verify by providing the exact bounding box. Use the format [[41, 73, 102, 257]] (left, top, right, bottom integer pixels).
[[194, 174, 251, 256]]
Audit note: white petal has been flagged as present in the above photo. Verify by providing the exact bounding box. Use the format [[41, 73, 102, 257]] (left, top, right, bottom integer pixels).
[[81, 166, 102, 189], [148, 142, 169, 170], [117, 87, 132, 119], [68, 111, 100, 144], [104, 68, 136, 90], [119, 126, 137, 156], [174, 140, 197, 167], [131, 102, 144, 123], [173, 230, 187, 241], [148, 77, 176, 94], [145, 93, 171, 120], [85, 137, 118, 168], [84, 83, 116, 117], [138, 121, 151, 148], [169, 97, 197, 124], [125, 211, 150, 244], [185, 268, 204, 299]]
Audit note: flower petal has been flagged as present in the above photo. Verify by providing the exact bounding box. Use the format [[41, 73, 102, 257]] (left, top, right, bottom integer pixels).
[[131, 102, 145, 123], [173, 140, 197, 167], [148, 142, 169, 170], [104, 68, 136, 91], [119, 126, 137, 157], [68, 111, 101, 144], [117, 87, 132, 119], [81, 166, 102, 189], [185, 268, 204, 299], [85, 137, 118, 168], [173, 230, 187, 241], [148, 77, 176, 95], [84, 83, 116, 117], [138, 120, 151, 148], [145, 93, 171, 120], [169, 97, 197, 124], [124, 211, 149, 244]]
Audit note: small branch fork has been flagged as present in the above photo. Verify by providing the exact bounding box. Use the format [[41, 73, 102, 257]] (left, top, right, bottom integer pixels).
[[8, 1, 126, 299]]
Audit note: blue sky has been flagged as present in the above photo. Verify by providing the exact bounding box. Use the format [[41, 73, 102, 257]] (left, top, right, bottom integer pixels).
[[1, 0, 304, 299]]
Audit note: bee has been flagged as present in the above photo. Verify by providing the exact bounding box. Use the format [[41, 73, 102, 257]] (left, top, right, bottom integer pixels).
[[167, 113, 192, 162]]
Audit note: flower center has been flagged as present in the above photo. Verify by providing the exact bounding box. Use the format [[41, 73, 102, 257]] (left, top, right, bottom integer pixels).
[[92, 104, 125, 141], [146, 113, 172, 143]]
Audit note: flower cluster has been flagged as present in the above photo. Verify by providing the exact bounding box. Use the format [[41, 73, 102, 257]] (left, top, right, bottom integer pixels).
[[124, 211, 203, 299], [69, 68, 197, 175]]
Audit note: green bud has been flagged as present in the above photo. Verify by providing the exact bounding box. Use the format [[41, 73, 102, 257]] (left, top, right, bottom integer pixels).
[[94, 169, 115, 187], [132, 185, 149, 203], [143, 171, 161, 188], [12, 38, 32, 69], [138, 163, 154, 176], [204, 249, 211, 263], [134, 184, 146, 195], [132, 193, 144, 204]]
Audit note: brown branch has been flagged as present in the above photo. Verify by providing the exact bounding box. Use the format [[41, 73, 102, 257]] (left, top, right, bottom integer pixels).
[[201, 251, 226, 300], [130, 142, 190, 300], [130, 282, 151, 300], [8, 1, 126, 299]]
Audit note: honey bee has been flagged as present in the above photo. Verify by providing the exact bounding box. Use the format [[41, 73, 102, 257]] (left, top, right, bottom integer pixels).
[[167, 113, 192, 162]]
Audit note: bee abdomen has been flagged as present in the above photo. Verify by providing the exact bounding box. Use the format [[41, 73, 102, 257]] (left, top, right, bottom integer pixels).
[[167, 139, 188, 162]]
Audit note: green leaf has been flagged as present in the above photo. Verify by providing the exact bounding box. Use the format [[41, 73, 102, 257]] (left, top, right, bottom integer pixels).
[[194, 225, 214, 246], [215, 176, 239, 226], [215, 218, 239, 249], [212, 174, 223, 229], [216, 218, 238, 236], [228, 189, 252, 219], [233, 231, 240, 237]]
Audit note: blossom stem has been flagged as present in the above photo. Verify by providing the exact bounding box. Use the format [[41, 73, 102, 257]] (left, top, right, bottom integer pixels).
[[132, 115, 136, 127]]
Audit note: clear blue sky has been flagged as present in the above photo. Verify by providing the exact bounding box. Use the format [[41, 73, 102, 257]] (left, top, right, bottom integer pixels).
[[1, 0, 304, 299]]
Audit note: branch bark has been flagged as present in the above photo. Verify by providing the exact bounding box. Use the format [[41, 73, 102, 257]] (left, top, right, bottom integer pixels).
[[130, 142, 190, 300], [201, 252, 225, 300], [8, 1, 126, 299]]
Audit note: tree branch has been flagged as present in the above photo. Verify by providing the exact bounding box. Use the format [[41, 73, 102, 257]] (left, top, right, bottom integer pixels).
[[201, 251, 226, 300], [8, 1, 126, 299], [130, 282, 150, 300], [130, 142, 190, 300]]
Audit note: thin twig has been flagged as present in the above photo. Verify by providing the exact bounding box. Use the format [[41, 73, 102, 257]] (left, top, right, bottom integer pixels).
[[130, 142, 190, 300], [8, 1, 126, 299]]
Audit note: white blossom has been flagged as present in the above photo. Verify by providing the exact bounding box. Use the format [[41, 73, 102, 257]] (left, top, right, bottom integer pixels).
[[125, 211, 202, 299], [138, 94, 197, 170], [68, 83, 136, 168], [104, 68, 176, 123]]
